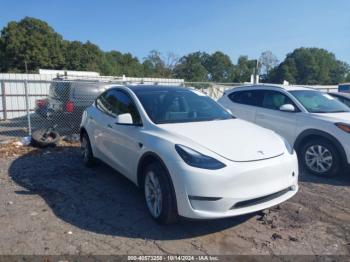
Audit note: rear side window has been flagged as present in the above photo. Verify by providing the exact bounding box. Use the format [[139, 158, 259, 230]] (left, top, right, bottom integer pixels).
[[228, 90, 264, 107], [262, 90, 297, 110]]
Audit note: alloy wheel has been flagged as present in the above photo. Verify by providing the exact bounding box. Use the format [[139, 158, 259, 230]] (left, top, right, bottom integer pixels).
[[144, 171, 163, 218], [305, 145, 333, 173]]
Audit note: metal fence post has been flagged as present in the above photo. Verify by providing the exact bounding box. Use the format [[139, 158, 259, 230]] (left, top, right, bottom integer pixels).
[[1, 81, 7, 120], [24, 80, 32, 136]]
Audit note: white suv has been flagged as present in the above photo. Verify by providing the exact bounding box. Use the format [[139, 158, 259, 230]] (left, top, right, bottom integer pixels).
[[80, 85, 298, 224], [218, 85, 350, 177]]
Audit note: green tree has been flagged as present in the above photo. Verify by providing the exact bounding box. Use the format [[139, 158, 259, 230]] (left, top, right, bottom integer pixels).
[[103, 51, 144, 76], [0, 17, 146, 76], [346, 72, 350, 82], [259, 51, 278, 75], [143, 50, 174, 77], [231, 56, 256, 83], [2, 17, 350, 83], [204, 51, 234, 82], [268, 48, 349, 84], [0, 17, 65, 72], [0, 45, 3, 72], [64, 41, 105, 72], [174, 52, 209, 81]]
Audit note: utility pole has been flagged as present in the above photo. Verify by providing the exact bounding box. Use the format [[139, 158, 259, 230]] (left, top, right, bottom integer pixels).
[[24, 60, 28, 74], [254, 59, 259, 84]]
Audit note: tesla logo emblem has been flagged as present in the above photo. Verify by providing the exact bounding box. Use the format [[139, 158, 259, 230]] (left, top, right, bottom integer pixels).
[[257, 150, 265, 155]]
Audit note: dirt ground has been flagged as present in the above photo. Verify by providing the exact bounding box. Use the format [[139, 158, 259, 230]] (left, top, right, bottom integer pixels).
[[0, 141, 349, 256]]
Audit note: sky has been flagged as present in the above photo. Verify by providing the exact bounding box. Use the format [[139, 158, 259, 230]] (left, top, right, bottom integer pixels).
[[0, 0, 349, 64]]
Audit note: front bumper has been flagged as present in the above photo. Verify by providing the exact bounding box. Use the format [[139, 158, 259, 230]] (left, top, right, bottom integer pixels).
[[166, 152, 299, 219]]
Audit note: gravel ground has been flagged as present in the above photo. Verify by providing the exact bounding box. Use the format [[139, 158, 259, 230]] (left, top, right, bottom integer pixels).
[[0, 142, 349, 255]]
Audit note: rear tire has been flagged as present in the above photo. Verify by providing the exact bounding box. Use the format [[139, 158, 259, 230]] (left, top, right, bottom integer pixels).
[[143, 162, 178, 224], [81, 132, 95, 167], [299, 138, 341, 177]]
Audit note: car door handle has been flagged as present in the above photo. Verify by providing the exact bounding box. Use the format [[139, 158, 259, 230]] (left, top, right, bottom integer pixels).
[[107, 124, 113, 128]]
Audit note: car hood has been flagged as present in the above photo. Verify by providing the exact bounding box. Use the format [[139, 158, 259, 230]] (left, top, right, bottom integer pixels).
[[312, 112, 350, 124], [159, 119, 285, 162]]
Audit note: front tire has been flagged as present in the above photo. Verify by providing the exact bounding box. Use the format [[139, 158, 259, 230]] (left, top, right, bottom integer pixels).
[[143, 162, 177, 224], [299, 138, 340, 177], [81, 132, 95, 167]]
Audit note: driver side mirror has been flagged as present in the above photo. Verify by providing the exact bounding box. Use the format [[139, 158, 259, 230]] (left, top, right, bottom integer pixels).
[[115, 113, 133, 125], [279, 104, 296, 112]]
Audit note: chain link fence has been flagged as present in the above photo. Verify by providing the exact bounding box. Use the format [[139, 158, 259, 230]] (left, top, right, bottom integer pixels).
[[0, 78, 52, 139], [0, 76, 191, 140], [0, 75, 339, 140]]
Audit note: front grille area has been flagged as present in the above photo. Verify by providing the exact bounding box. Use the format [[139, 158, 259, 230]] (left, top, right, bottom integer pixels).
[[230, 187, 292, 209]]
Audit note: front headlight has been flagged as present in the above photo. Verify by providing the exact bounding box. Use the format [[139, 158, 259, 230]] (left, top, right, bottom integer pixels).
[[335, 123, 350, 133], [175, 144, 226, 170]]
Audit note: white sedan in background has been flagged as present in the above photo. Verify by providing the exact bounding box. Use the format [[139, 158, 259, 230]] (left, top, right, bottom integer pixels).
[[80, 85, 298, 224]]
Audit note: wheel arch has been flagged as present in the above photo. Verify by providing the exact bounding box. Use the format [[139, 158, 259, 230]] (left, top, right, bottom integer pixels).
[[294, 129, 347, 165], [136, 151, 178, 211], [137, 152, 171, 188], [79, 127, 98, 158], [79, 127, 87, 141]]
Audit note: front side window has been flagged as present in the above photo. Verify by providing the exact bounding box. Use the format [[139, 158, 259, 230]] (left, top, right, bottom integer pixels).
[[290, 90, 350, 113], [134, 89, 233, 124], [262, 90, 297, 111], [95, 91, 113, 116], [96, 89, 142, 124]]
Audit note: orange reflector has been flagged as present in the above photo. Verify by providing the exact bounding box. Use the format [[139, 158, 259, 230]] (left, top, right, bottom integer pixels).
[[335, 123, 350, 133]]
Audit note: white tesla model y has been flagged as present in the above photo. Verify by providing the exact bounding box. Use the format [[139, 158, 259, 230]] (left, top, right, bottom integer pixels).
[[80, 85, 299, 224]]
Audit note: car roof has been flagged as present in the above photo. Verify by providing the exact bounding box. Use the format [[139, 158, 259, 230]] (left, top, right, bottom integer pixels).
[[226, 84, 314, 93], [127, 85, 189, 92]]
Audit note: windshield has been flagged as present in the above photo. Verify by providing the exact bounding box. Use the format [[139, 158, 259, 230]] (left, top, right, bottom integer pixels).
[[290, 90, 350, 113], [134, 89, 233, 124]]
